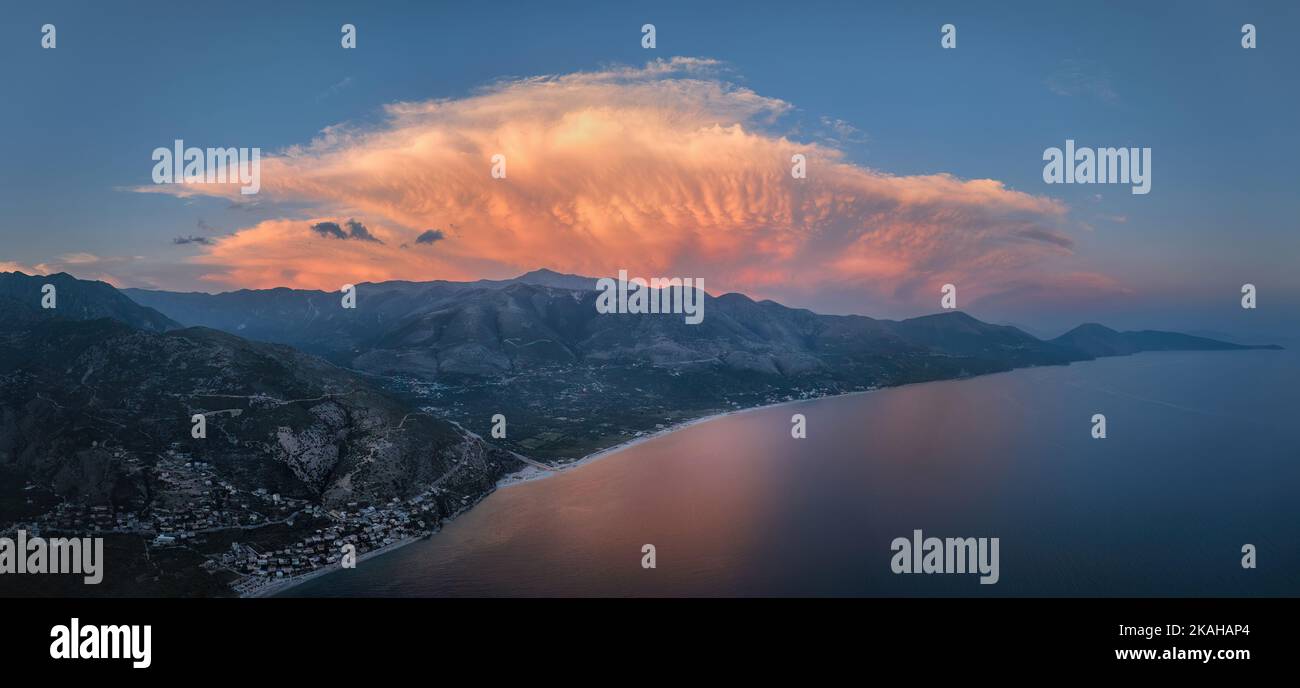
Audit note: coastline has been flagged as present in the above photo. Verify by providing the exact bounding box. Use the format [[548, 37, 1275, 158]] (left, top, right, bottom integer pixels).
[[248, 493, 493, 598], [490, 353, 1159, 489], [242, 534, 423, 598], [257, 388, 888, 596], [248, 349, 1277, 597], [494, 386, 886, 489]]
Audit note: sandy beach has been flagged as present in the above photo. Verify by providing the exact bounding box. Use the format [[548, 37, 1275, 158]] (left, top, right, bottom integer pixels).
[[257, 388, 882, 596], [494, 387, 882, 488], [243, 535, 424, 598]]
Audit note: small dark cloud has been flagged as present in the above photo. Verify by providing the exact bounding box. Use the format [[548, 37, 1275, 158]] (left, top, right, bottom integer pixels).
[[310, 221, 349, 240], [309, 219, 379, 244], [1015, 227, 1074, 249], [414, 229, 445, 245], [311, 219, 384, 243], [173, 235, 214, 246], [197, 219, 218, 232], [346, 219, 383, 243], [226, 200, 262, 212]]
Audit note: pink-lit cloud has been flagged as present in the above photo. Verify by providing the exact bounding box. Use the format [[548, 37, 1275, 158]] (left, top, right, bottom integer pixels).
[[137, 57, 1117, 312]]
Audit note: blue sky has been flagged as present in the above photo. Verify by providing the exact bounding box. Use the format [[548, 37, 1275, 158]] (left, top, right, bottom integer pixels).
[[1, 0, 1296, 338]]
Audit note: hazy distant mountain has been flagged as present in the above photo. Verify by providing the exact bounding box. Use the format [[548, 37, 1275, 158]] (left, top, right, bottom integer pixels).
[[1051, 323, 1280, 358], [2, 271, 177, 332], [118, 270, 589, 358], [889, 311, 1078, 363], [506, 268, 600, 290], [123, 270, 1274, 381], [126, 275, 1083, 377], [349, 267, 598, 292], [995, 320, 1054, 340], [116, 270, 1282, 463]]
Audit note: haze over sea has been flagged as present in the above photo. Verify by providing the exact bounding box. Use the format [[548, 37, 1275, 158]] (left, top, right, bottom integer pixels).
[[284, 349, 1300, 597]]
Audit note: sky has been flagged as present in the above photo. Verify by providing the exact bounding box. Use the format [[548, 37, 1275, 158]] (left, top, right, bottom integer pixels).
[[1, 0, 1297, 339]]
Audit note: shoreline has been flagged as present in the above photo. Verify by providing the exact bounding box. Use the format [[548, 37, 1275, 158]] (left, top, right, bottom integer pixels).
[[249, 492, 496, 598], [242, 534, 424, 598], [253, 388, 888, 596], [490, 352, 1163, 489], [494, 386, 887, 489], [256, 388, 889, 596], [248, 349, 1272, 596]]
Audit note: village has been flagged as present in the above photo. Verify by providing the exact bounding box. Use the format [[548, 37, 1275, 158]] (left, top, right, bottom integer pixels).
[[4, 447, 462, 596]]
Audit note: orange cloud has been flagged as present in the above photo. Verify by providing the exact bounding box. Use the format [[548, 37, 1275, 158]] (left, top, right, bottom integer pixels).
[[1, 255, 128, 287], [0, 261, 42, 274], [139, 57, 1101, 311], [190, 218, 477, 289]]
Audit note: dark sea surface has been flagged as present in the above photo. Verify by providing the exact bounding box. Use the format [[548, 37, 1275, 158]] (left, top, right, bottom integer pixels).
[[283, 350, 1300, 596]]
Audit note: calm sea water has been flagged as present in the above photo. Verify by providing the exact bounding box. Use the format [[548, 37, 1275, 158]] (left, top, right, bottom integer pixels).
[[284, 350, 1300, 597]]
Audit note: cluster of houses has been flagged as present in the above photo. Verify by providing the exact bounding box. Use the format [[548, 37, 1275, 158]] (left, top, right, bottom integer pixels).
[[223, 494, 445, 595], [8, 447, 466, 596], [13, 450, 307, 540]]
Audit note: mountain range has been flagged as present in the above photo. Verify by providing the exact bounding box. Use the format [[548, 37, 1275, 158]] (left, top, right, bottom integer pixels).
[[122, 268, 1279, 375], [10, 267, 1282, 464], [1, 271, 522, 594], [0, 268, 1280, 594]]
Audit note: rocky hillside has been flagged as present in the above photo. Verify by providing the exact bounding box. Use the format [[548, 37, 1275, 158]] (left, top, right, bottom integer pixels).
[[3, 271, 177, 332], [1, 321, 515, 512], [0, 272, 521, 518]]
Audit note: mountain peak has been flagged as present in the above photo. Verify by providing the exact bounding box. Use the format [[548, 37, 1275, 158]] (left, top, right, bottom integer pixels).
[[1065, 322, 1120, 336], [0, 271, 179, 332], [510, 268, 599, 290]]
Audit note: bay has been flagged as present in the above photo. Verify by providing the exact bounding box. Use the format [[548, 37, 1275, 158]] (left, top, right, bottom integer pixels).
[[283, 350, 1300, 596]]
